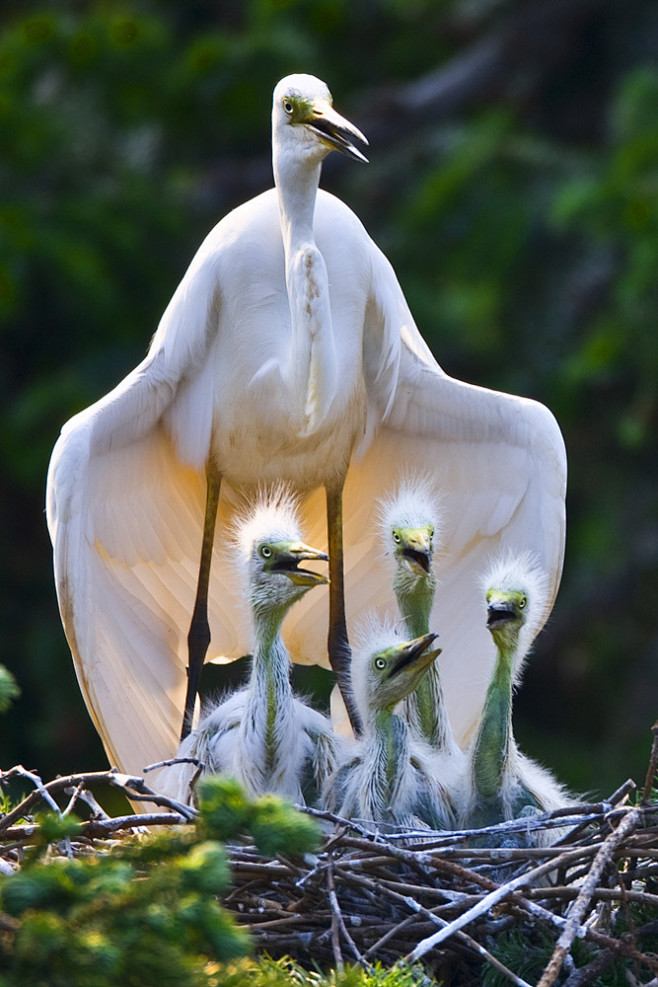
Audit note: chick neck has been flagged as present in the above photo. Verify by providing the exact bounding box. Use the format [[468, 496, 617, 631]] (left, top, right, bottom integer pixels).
[[395, 569, 454, 752], [244, 591, 297, 780], [471, 624, 518, 814]]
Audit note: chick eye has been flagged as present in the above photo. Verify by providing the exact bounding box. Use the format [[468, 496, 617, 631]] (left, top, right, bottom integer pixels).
[[283, 99, 294, 114], [260, 545, 272, 559], [375, 657, 387, 670], [392, 531, 401, 544], [519, 596, 527, 609]]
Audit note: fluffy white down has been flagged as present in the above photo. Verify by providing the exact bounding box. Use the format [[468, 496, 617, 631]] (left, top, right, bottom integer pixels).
[[480, 550, 551, 672], [349, 613, 408, 718], [375, 471, 445, 560], [231, 484, 303, 573]]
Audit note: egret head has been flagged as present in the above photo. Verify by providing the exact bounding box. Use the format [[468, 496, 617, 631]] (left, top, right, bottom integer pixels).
[[272, 74, 368, 165], [352, 615, 441, 716], [376, 474, 444, 579], [481, 552, 549, 668], [233, 486, 328, 616]]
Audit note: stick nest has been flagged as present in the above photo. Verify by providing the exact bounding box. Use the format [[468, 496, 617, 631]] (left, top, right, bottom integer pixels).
[[2, 723, 658, 987]]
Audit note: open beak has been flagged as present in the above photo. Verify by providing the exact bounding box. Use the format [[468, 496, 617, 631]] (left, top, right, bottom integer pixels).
[[390, 632, 441, 679], [276, 542, 329, 587], [308, 102, 369, 163], [401, 530, 432, 575], [486, 601, 516, 629]]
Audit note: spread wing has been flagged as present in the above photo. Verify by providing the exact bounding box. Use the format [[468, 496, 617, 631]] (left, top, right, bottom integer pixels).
[[46, 227, 258, 778], [47, 201, 565, 776]]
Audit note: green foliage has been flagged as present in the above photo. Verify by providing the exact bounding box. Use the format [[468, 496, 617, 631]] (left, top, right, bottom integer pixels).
[[0, 780, 326, 984], [0, 666, 19, 713], [482, 926, 558, 987], [198, 776, 322, 857], [0, 833, 250, 985], [214, 955, 436, 987]]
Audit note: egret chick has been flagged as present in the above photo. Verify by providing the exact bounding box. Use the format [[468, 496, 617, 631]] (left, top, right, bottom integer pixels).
[[157, 490, 341, 806], [460, 554, 570, 842], [377, 476, 462, 760], [323, 619, 456, 831]]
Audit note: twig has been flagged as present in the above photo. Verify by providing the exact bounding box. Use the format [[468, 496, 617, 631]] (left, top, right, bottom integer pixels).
[[143, 757, 205, 772], [536, 807, 642, 987], [0, 769, 197, 835], [403, 847, 585, 964], [327, 854, 345, 972], [642, 721, 658, 803], [0, 766, 62, 817]]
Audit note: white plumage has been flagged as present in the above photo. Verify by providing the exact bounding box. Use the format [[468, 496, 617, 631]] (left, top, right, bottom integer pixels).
[[156, 488, 341, 806], [46, 73, 567, 779], [322, 616, 457, 830]]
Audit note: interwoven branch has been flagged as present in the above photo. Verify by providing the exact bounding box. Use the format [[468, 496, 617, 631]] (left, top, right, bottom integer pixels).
[[1, 761, 657, 984]]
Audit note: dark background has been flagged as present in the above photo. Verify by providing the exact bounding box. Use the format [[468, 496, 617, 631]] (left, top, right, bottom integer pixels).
[[1, 0, 657, 800]]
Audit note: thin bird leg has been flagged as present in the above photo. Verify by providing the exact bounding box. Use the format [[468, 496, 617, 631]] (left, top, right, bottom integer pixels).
[[326, 483, 363, 737], [181, 468, 221, 740]]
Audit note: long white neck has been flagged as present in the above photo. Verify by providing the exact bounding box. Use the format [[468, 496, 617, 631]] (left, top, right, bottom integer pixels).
[[273, 146, 338, 435]]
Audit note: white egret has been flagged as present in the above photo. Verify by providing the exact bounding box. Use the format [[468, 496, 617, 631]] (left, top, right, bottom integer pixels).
[[459, 553, 570, 843], [322, 618, 456, 830], [156, 488, 341, 806], [46, 73, 566, 780], [376, 475, 463, 760]]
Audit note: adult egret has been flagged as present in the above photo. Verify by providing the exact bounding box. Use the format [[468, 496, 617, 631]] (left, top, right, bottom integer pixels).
[[46, 73, 566, 780], [322, 618, 456, 830], [156, 488, 341, 806], [459, 553, 570, 842], [376, 475, 463, 760]]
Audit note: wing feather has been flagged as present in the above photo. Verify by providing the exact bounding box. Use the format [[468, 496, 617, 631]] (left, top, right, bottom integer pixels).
[[47, 193, 566, 774]]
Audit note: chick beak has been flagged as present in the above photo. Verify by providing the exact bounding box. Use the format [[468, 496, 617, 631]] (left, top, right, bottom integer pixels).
[[280, 543, 329, 587], [401, 532, 432, 575], [390, 632, 441, 678], [308, 102, 369, 163], [486, 600, 517, 629]]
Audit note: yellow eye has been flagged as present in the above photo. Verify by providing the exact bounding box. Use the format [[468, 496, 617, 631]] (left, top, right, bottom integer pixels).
[[283, 99, 294, 114], [392, 531, 401, 544], [519, 596, 526, 609], [260, 545, 272, 559], [375, 657, 386, 670]]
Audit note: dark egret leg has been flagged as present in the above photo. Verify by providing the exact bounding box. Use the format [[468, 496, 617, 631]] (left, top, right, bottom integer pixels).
[[326, 483, 362, 737], [181, 469, 221, 740]]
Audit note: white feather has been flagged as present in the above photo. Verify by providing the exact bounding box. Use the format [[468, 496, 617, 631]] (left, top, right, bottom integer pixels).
[[479, 550, 551, 676], [46, 75, 566, 778], [375, 471, 445, 564]]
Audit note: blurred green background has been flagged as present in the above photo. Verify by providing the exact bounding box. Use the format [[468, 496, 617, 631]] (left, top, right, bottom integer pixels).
[[1, 0, 656, 799]]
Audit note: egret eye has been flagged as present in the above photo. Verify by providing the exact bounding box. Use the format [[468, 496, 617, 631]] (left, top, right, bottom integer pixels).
[[374, 657, 387, 670], [519, 596, 527, 609], [283, 99, 294, 114], [260, 545, 272, 559], [392, 531, 401, 544]]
